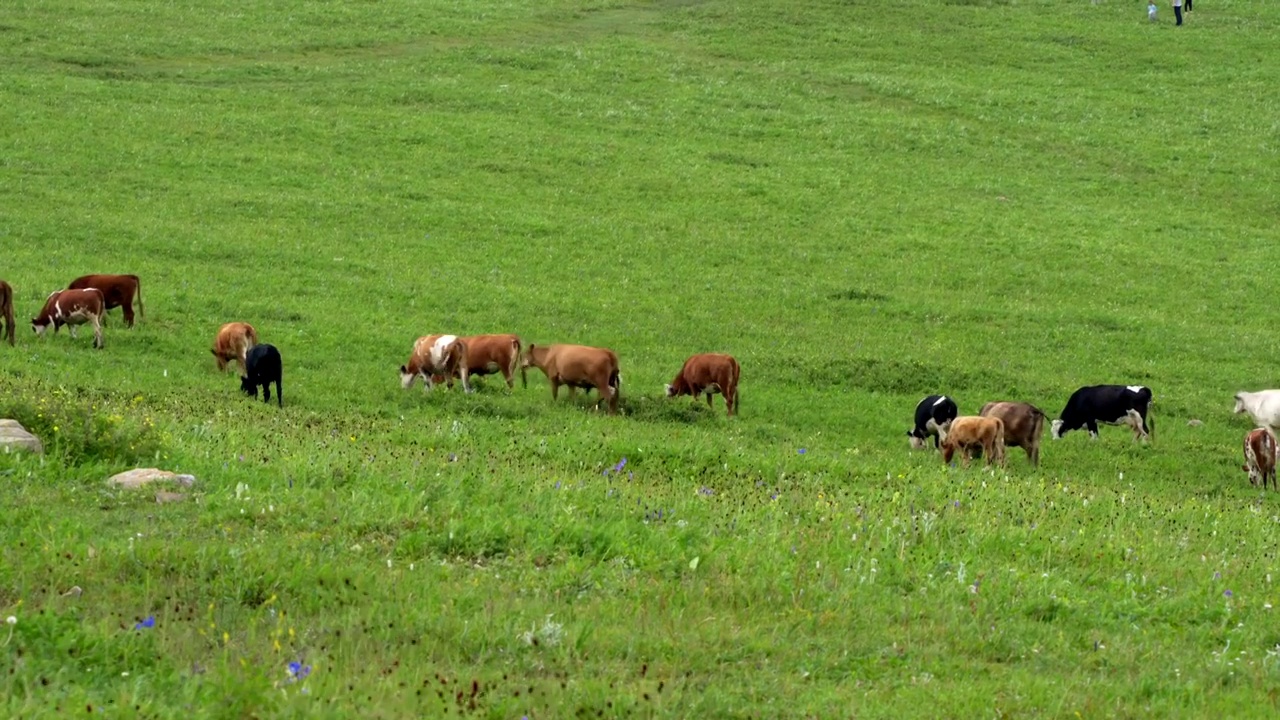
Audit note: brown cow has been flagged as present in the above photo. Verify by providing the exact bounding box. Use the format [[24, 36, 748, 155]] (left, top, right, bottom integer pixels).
[[0, 280, 14, 346], [941, 416, 1006, 468], [67, 274, 143, 327], [1243, 428, 1278, 491], [664, 353, 740, 417], [399, 334, 471, 392], [31, 289, 105, 349], [520, 343, 621, 414], [979, 401, 1046, 467], [430, 334, 522, 390], [211, 322, 259, 373]]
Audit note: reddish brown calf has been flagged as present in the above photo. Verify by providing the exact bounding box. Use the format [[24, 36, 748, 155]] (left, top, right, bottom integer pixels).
[[665, 353, 740, 417]]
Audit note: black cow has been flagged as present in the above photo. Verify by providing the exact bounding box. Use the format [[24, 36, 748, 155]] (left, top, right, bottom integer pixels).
[[907, 394, 959, 450], [241, 343, 283, 407], [1051, 385, 1152, 441]]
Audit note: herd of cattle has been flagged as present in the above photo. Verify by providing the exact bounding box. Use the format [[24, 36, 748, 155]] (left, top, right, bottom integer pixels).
[[3, 274, 1280, 489]]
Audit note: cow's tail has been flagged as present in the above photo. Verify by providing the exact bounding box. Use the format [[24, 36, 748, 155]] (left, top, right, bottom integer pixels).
[[134, 275, 145, 319], [1031, 407, 1046, 442], [730, 356, 742, 415], [509, 337, 522, 389], [0, 283, 13, 346]]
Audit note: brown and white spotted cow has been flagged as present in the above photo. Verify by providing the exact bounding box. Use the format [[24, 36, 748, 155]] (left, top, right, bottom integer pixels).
[[941, 416, 1006, 469], [1243, 428, 1278, 491], [979, 401, 1046, 467], [67, 274, 144, 327], [31, 288, 106, 349], [211, 322, 259, 373], [664, 353, 740, 417], [520, 343, 621, 414], [0, 280, 14, 346], [399, 334, 472, 393], [430, 334, 522, 390]]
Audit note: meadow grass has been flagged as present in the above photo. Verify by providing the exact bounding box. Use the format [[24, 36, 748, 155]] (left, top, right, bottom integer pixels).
[[2, 0, 1280, 716]]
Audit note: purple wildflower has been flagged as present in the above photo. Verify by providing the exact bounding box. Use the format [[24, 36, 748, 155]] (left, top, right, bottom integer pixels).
[[1213, 571, 1221, 580], [287, 661, 312, 682], [953, 500, 961, 508], [699, 487, 715, 496], [134, 616, 155, 630], [614, 458, 628, 473], [554, 481, 561, 490], [1224, 590, 1234, 598], [797, 448, 807, 455]]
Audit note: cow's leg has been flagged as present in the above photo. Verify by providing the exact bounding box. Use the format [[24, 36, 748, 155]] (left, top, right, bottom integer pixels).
[[460, 366, 472, 394], [1086, 420, 1100, 439], [123, 302, 135, 328], [68, 324, 78, 339], [550, 380, 561, 400], [262, 382, 271, 404], [92, 317, 103, 349], [275, 379, 283, 408], [422, 373, 435, 393]]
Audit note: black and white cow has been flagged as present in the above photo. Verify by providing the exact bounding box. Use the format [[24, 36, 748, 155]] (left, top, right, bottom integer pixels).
[[907, 394, 959, 450], [1051, 385, 1152, 441]]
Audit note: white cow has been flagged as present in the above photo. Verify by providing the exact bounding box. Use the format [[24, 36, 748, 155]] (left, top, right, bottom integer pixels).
[[1233, 390, 1280, 433]]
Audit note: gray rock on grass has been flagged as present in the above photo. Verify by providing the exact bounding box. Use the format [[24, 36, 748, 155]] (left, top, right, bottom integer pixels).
[[0, 419, 43, 454], [108, 468, 197, 490]]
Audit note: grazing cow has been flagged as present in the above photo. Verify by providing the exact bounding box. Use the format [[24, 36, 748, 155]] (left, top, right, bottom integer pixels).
[[979, 401, 1046, 467], [907, 395, 958, 450], [664, 353, 740, 417], [1243, 428, 1278, 491], [430, 334, 522, 390], [1233, 390, 1280, 434], [0, 280, 13, 346], [1051, 385, 1153, 441], [241, 343, 283, 407], [211, 322, 259, 373], [521, 343, 621, 414], [67, 274, 143, 327], [941, 416, 1006, 468], [399, 335, 472, 393], [31, 289, 105, 349]]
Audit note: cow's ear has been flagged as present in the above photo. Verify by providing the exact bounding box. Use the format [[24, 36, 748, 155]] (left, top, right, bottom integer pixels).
[[399, 365, 408, 373]]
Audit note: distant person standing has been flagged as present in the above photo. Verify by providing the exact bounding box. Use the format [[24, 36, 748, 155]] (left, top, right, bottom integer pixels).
[[1186, 0, 1192, 11], [1172, 0, 1183, 25]]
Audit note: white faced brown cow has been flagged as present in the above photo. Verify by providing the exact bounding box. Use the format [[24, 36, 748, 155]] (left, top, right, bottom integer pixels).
[[429, 334, 522, 390], [399, 335, 472, 393], [31, 288, 105, 349], [979, 401, 1046, 467], [521, 343, 621, 414], [211, 322, 259, 373], [664, 353, 740, 417]]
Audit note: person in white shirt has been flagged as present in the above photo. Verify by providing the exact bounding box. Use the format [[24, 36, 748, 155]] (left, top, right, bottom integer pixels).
[[1172, 0, 1183, 26]]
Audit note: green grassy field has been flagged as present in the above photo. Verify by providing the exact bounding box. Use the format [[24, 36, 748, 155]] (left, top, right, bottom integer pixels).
[[3, 0, 1280, 716]]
